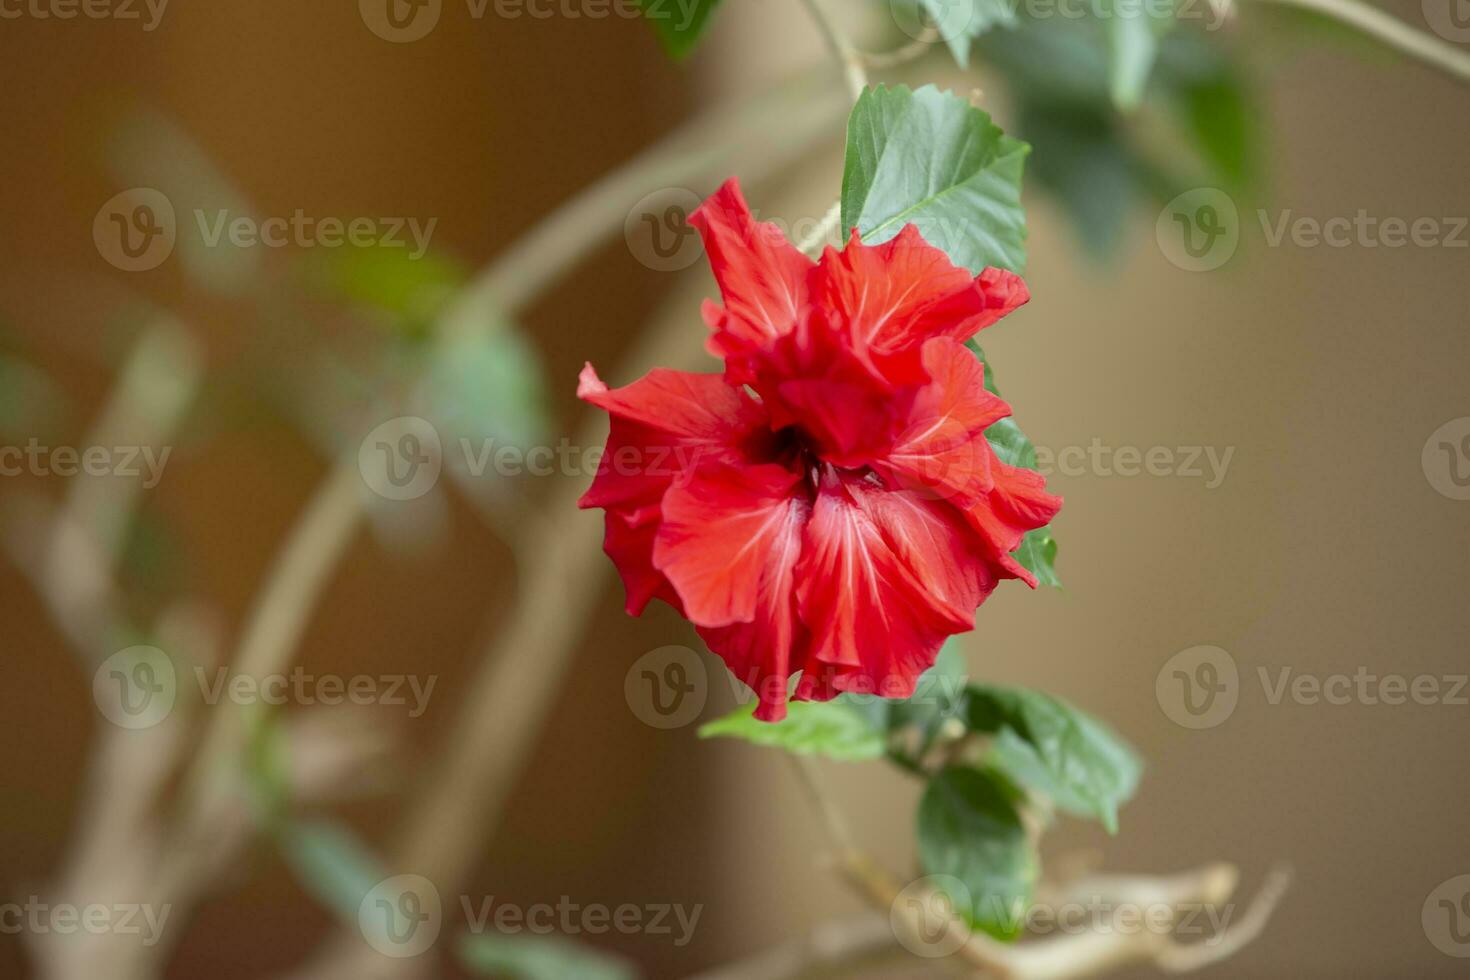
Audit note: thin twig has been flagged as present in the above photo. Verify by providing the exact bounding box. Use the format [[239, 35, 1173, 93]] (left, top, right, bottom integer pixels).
[[798, 0, 870, 101], [861, 25, 940, 70], [1251, 0, 1470, 83], [783, 757, 1288, 980]]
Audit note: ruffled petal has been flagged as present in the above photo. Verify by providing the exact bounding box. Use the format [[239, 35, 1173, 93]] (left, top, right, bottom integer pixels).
[[577, 363, 768, 513], [875, 338, 1010, 503], [578, 363, 772, 614], [962, 452, 1063, 588], [688, 179, 815, 380], [764, 323, 919, 468], [654, 461, 809, 721], [793, 469, 984, 700], [814, 225, 1030, 374], [602, 509, 683, 617]]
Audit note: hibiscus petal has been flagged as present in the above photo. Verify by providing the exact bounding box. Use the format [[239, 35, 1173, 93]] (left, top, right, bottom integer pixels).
[[577, 362, 767, 513], [794, 469, 983, 701], [876, 338, 1010, 503], [974, 267, 1030, 331], [815, 225, 1030, 369], [578, 363, 771, 615], [602, 509, 683, 617], [654, 461, 809, 721], [963, 452, 1063, 588], [688, 179, 815, 362]]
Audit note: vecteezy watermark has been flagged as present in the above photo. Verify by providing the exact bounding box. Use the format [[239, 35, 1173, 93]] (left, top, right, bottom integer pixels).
[[359, 0, 699, 43], [1156, 188, 1241, 272], [0, 439, 171, 486], [625, 187, 703, 272], [93, 188, 176, 272], [1422, 417, 1470, 501], [461, 895, 702, 947], [93, 646, 178, 730], [1158, 188, 1469, 271], [0, 0, 168, 30], [1424, 875, 1470, 958], [192, 667, 436, 718], [0, 898, 172, 947], [356, 874, 702, 957], [360, 876, 443, 958], [623, 645, 972, 730], [625, 646, 709, 729], [889, 874, 1237, 957], [622, 192, 849, 273], [1033, 441, 1235, 489], [1157, 645, 1469, 729], [91, 645, 437, 729], [1155, 645, 1240, 729], [891, 875, 973, 957], [356, 416, 722, 502], [621, 190, 990, 272], [94, 188, 437, 272], [358, 417, 444, 501], [1422, 0, 1470, 43]]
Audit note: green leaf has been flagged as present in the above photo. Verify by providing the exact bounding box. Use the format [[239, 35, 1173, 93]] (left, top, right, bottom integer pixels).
[[842, 84, 1030, 274], [699, 700, 885, 761], [1154, 36, 1258, 190], [913, 0, 1019, 67], [459, 934, 637, 980], [1106, 0, 1176, 111], [974, 17, 1113, 108], [636, 0, 723, 59], [964, 686, 1142, 833], [917, 766, 1037, 941], [886, 642, 970, 768], [1018, 98, 1141, 257], [307, 243, 465, 339], [970, 345, 1060, 588], [424, 322, 548, 508]]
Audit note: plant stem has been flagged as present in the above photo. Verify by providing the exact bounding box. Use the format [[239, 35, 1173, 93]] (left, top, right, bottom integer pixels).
[[281, 92, 850, 980], [798, 0, 869, 101], [1251, 0, 1470, 83]]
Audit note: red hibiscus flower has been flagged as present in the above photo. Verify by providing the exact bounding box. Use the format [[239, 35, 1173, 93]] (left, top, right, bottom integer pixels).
[[579, 179, 1060, 721]]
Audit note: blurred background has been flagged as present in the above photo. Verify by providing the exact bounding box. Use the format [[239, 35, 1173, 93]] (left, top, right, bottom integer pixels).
[[1, 1, 1467, 978]]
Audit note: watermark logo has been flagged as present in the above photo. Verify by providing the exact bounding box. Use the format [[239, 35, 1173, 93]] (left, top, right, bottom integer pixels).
[[92, 648, 438, 727], [0, 0, 169, 30], [1156, 645, 1239, 729], [1156, 188, 1239, 272], [359, 875, 442, 958], [624, 645, 707, 729], [1422, 417, 1470, 500], [889, 0, 980, 44], [360, 0, 442, 41], [1160, 646, 1467, 729], [1424, 875, 1470, 957], [93, 646, 177, 730], [0, 899, 172, 947], [1423, 0, 1470, 42], [1033, 440, 1235, 488], [94, 188, 176, 272], [625, 188, 703, 272], [0, 440, 172, 486], [1160, 190, 1467, 269], [891, 874, 973, 958], [359, 416, 443, 501], [462, 895, 701, 945]]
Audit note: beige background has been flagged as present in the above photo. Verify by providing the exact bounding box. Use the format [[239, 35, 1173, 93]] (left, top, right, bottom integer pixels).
[[1, 2, 1467, 978]]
